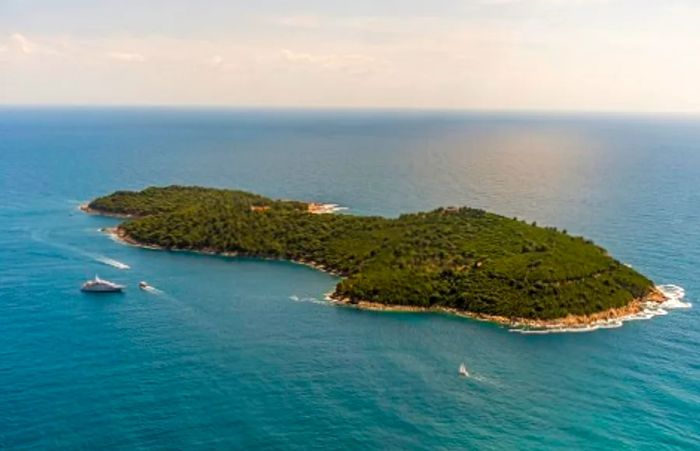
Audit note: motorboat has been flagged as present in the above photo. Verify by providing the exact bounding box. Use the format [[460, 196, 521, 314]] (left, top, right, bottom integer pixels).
[[81, 275, 124, 293]]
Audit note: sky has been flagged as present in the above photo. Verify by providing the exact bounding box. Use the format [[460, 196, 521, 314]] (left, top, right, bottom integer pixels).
[[1, 0, 700, 111]]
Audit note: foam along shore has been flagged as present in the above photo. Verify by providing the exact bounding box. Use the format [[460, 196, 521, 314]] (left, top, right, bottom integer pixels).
[[100, 224, 688, 333], [326, 285, 689, 333], [510, 285, 691, 334]]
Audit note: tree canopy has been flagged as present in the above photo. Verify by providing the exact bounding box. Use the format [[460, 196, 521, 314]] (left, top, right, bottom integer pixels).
[[90, 186, 653, 320]]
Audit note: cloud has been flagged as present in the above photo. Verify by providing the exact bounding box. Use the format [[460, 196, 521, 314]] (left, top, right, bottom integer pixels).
[[3, 2, 700, 112], [108, 51, 146, 62], [2, 33, 65, 58], [281, 48, 384, 74], [10, 33, 35, 54], [204, 54, 224, 67], [477, 0, 610, 4], [273, 15, 320, 29]]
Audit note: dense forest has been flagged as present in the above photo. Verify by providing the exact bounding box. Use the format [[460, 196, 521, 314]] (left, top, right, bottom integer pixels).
[[89, 186, 653, 320]]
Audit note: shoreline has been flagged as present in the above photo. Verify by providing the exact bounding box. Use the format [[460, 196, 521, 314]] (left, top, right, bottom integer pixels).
[[80, 204, 135, 219], [326, 290, 669, 332], [103, 226, 346, 277], [93, 213, 673, 332]]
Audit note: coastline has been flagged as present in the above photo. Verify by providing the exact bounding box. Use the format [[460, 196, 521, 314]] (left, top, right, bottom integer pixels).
[[80, 204, 135, 219], [95, 216, 673, 332], [326, 290, 669, 332], [103, 225, 346, 277]]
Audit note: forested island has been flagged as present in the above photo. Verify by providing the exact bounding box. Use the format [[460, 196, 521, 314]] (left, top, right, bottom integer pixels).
[[85, 186, 664, 327]]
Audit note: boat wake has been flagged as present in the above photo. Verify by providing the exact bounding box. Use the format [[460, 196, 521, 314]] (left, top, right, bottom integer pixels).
[[511, 284, 691, 335], [95, 256, 130, 270], [455, 370, 496, 385], [142, 285, 163, 295], [30, 229, 131, 270], [467, 374, 489, 383]]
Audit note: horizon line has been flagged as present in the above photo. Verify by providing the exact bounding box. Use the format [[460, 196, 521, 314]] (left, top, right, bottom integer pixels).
[[3, 104, 700, 117]]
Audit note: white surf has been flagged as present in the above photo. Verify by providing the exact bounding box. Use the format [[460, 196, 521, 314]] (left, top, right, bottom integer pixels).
[[511, 284, 690, 334]]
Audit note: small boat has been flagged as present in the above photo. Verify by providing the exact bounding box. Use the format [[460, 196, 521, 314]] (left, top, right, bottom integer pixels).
[[139, 281, 149, 290], [459, 363, 469, 377], [81, 275, 124, 293]]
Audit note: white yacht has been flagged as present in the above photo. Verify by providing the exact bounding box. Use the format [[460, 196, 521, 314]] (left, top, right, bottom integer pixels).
[[81, 275, 124, 293], [459, 363, 469, 377]]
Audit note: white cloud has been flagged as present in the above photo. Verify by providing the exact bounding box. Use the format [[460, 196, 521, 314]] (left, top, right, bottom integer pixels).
[[10, 33, 35, 54], [2, 33, 65, 58], [3, 2, 700, 112], [273, 15, 320, 29], [108, 51, 146, 62], [477, 0, 610, 5], [281, 48, 384, 74], [204, 54, 224, 67]]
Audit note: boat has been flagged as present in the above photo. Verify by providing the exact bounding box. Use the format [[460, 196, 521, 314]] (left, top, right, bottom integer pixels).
[[81, 275, 124, 293], [459, 363, 469, 377], [139, 281, 149, 290]]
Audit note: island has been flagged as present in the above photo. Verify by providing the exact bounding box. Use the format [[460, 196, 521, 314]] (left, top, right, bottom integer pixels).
[[84, 185, 666, 329]]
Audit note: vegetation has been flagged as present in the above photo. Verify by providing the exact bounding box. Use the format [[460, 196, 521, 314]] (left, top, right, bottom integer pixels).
[[90, 186, 654, 320]]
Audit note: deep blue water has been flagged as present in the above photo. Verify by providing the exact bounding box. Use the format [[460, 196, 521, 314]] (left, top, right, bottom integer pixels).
[[0, 108, 698, 449]]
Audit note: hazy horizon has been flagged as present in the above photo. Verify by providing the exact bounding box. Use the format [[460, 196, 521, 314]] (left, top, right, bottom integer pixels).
[[2, 0, 700, 112], [5, 105, 700, 117]]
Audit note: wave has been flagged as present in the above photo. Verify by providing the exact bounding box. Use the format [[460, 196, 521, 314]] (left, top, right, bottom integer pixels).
[[511, 284, 691, 334], [656, 284, 692, 309], [289, 295, 328, 306], [106, 231, 125, 244], [512, 320, 625, 335], [512, 323, 620, 335]]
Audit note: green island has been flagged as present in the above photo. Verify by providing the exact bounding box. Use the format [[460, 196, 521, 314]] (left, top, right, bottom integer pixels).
[[86, 186, 662, 327]]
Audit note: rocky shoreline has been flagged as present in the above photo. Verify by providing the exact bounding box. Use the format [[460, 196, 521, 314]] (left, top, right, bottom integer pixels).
[[326, 290, 668, 331], [88, 203, 670, 332], [80, 204, 135, 218], [102, 225, 346, 277]]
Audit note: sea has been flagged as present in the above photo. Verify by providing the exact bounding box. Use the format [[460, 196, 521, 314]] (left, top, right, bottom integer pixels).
[[0, 108, 698, 450]]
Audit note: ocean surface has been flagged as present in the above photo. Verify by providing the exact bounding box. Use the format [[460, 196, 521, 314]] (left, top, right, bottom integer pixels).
[[0, 108, 698, 450]]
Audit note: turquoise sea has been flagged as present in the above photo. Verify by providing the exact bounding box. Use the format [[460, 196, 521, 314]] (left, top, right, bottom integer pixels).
[[1, 108, 698, 449]]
